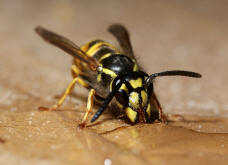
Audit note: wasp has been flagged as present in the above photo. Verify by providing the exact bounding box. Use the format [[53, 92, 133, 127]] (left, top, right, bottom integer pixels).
[[35, 24, 201, 127]]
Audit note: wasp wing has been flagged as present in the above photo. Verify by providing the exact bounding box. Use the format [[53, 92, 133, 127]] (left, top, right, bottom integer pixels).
[[108, 24, 135, 59], [35, 26, 98, 70], [36, 26, 111, 98], [108, 24, 145, 72]]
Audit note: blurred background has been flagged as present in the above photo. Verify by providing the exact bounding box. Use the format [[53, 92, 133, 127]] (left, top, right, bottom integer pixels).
[[0, 1, 228, 165]]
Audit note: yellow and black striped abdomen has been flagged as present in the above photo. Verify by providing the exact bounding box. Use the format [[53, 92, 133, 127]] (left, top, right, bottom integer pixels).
[[80, 39, 119, 60]]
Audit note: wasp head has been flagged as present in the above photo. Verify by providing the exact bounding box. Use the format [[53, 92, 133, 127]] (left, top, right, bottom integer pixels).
[[113, 69, 202, 123], [113, 72, 153, 123]]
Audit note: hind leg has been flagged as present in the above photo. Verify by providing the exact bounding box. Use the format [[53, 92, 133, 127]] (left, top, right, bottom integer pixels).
[[39, 65, 89, 111]]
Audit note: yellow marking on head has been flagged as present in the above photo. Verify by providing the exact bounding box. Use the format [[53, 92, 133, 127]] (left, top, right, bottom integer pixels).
[[126, 107, 137, 123], [129, 92, 140, 108], [141, 90, 148, 107], [98, 53, 112, 62], [146, 103, 151, 118], [120, 84, 128, 93], [129, 78, 143, 89], [102, 68, 117, 79]]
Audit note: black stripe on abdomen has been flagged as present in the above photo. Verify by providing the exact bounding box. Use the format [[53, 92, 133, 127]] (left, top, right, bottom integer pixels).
[[93, 47, 116, 59], [87, 39, 104, 50]]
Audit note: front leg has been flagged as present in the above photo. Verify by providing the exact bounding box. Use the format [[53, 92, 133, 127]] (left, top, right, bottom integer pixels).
[[151, 93, 168, 124], [78, 89, 96, 128]]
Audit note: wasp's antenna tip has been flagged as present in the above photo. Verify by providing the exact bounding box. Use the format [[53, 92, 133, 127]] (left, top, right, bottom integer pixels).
[[185, 71, 202, 78], [108, 23, 125, 31], [35, 26, 46, 35], [196, 73, 202, 78], [146, 70, 202, 85], [35, 26, 41, 33]]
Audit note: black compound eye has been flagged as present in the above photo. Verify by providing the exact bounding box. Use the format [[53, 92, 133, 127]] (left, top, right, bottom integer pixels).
[[115, 90, 128, 107]]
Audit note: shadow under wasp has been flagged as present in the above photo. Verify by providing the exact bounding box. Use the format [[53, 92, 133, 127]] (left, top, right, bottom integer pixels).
[[35, 24, 201, 128]]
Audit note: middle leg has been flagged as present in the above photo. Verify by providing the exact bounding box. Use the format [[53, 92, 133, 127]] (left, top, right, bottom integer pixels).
[[39, 64, 89, 111]]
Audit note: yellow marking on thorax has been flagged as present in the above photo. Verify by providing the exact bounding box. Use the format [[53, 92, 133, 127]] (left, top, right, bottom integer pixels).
[[129, 78, 143, 89], [98, 68, 117, 88], [126, 107, 137, 123], [129, 92, 140, 108], [102, 68, 117, 78]]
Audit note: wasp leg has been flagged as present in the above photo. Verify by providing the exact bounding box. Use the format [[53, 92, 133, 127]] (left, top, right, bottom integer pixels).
[[71, 64, 81, 77], [152, 93, 168, 124], [78, 89, 96, 128], [71, 65, 90, 90], [50, 77, 88, 110], [39, 65, 89, 111], [52, 65, 88, 109]]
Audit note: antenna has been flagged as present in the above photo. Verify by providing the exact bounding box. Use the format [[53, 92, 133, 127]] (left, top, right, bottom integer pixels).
[[146, 70, 202, 84]]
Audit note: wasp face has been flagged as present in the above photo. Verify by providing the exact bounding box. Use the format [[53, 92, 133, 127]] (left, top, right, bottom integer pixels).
[[113, 72, 153, 123], [126, 88, 151, 123]]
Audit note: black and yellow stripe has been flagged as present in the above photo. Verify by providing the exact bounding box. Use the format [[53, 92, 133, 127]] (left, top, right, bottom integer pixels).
[[81, 40, 118, 58]]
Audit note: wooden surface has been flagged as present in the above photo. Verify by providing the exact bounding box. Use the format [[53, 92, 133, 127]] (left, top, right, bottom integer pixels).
[[0, 1, 228, 165]]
